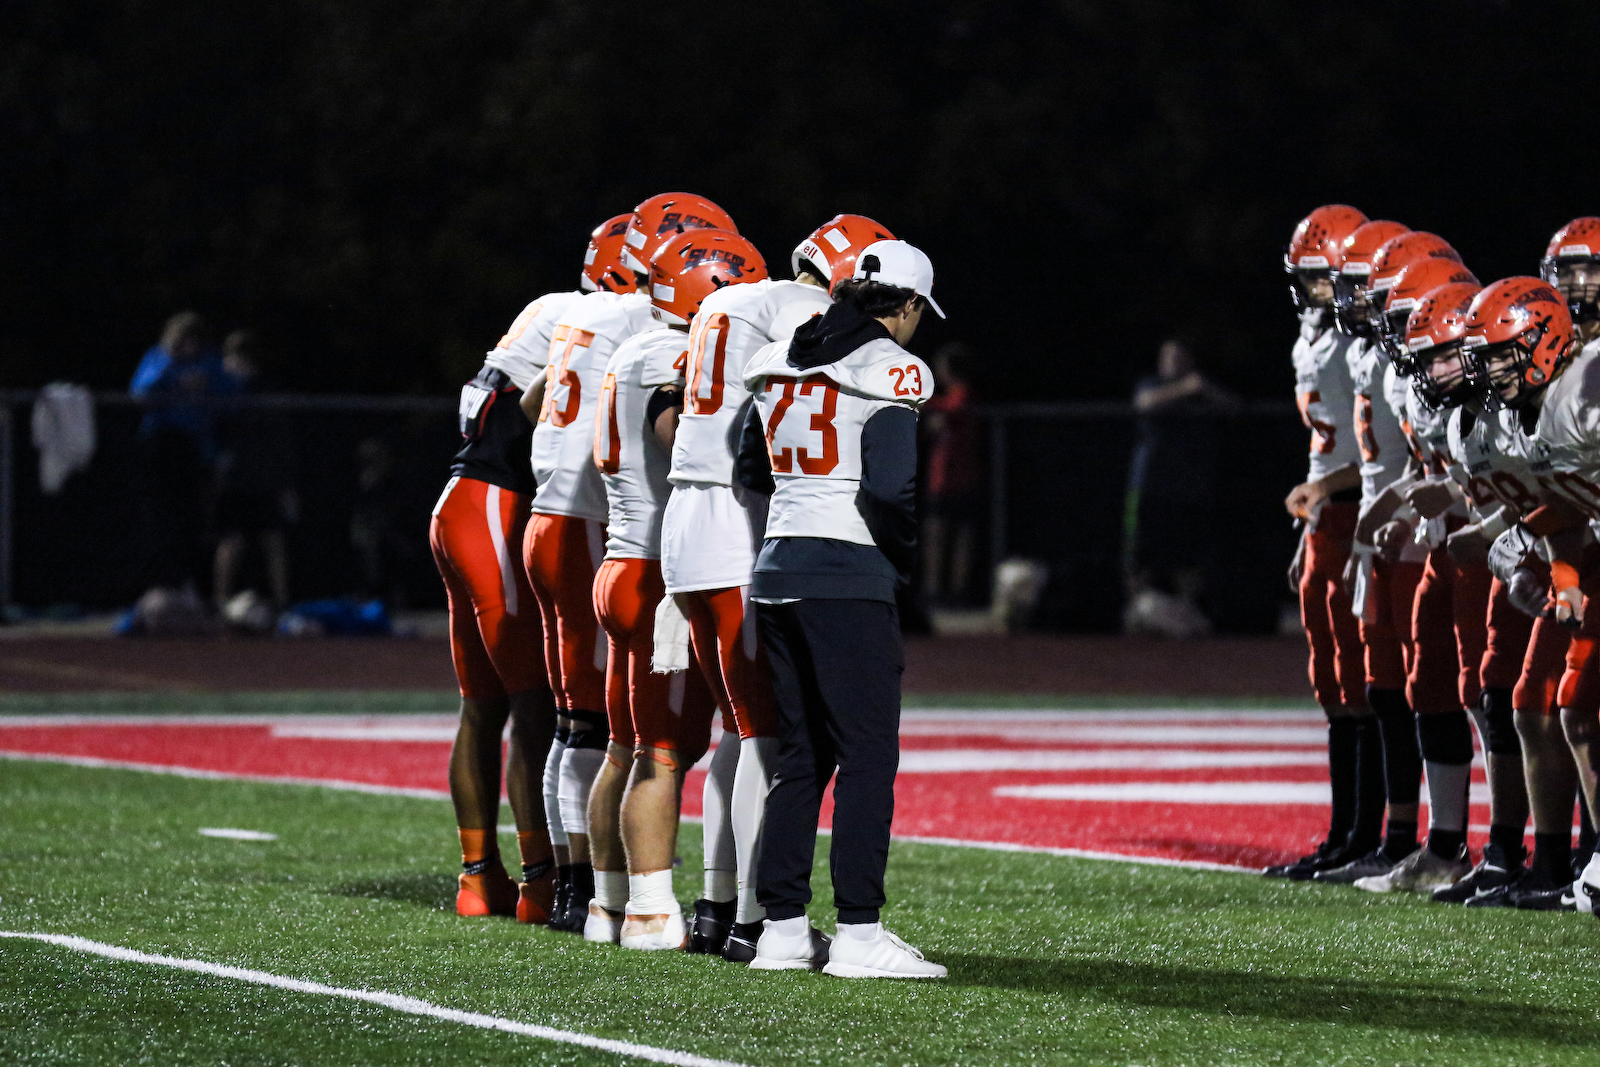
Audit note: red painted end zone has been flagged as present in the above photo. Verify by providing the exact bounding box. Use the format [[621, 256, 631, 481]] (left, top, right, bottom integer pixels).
[[0, 712, 1493, 870]]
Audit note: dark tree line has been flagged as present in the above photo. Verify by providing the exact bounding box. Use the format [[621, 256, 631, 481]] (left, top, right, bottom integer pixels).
[[2, 0, 1594, 399]]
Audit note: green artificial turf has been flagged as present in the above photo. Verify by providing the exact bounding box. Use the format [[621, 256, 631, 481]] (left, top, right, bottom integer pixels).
[[1, 759, 1595, 1067]]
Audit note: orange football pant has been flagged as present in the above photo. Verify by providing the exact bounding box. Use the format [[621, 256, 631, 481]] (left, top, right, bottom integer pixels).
[[1361, 558, 1425, 690], [1407, 546, 1490, 717], [429, 477, 547, 699], [1300, 502, 1365, 710], [679, 586, 778, 739], [1481, 575, 1535, 693], [522, 512, 607, 716], [592, 556, 718, 767]]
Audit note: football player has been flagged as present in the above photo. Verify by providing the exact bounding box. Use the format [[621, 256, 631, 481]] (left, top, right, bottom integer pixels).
[[739, 239, 946, 978], [661, 214, 891, 961], [1272, 205, 1384, 881], [429, 261, 581, 922], [580, 232, 763, 948], [1465, 270, 1600, 913], [527, 192, 736, 932]]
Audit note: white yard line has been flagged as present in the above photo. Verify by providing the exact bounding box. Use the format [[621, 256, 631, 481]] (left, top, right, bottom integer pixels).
[[0, 751, 450, 801], [0, 931, 753, 1067]]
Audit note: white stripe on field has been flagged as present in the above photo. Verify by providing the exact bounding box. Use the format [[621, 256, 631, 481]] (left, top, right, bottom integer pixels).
[[899, 724, 1331, 745], [197, 828, 278, 841], [0, 932, 752, 1067], [897, 748, 1327, 772], [996, 781, 1333, 804]]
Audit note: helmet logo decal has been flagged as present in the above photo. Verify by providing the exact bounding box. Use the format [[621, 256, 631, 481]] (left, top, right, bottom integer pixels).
[[682, 246, 751, 276]]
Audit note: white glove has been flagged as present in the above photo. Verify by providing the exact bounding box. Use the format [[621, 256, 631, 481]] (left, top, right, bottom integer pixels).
[[1488, 525, 1538, 584]]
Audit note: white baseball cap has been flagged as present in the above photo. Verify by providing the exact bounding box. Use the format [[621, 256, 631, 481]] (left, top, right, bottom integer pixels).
[[852, 240, 945, 318]]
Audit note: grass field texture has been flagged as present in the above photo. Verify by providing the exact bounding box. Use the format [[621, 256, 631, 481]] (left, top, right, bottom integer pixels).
[[3, 755, 1598, 1066]]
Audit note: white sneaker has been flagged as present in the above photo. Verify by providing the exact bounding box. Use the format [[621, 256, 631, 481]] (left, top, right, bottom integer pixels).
[[1353, 846, 1470, 894], [822, 923, 947, 979], [749, 919, 830, 971], [582, 902, 623, 944], [1576, 854, 1600, 916], [619, 904, 687, 950]]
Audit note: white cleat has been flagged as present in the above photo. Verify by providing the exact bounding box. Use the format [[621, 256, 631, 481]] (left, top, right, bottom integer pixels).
[[619, 905, 688, 951], [582, 902, 623, 944], [1353, 846, 1470, 894], [1576, 854, 1600, 916], [822, 922, 947, 979], [749, 920, 830, 971]]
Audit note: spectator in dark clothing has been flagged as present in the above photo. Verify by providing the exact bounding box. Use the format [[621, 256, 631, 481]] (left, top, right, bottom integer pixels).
[[213, 330, 296, 612], [1122, 339, 1236, 635], [920, 342, 984, 605], [129, 311, 240, 592]]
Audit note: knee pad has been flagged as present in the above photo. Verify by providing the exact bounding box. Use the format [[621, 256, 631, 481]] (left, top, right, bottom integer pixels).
[[1416, 710, 1475, 764], [557, 746, 605, 834], [1478, 687, 1523, 756]]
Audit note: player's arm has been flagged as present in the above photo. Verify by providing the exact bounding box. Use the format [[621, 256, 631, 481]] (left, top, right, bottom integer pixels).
[[520, 366, 548, 423], [733, 400, 775, 498], [856, 406, 919, 577], [646, 385, 683, 449], [1284, 462, 1360, 519]]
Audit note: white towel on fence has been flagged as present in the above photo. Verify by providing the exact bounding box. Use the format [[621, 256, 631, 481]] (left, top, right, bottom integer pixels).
[[31, 383, 96, 494]]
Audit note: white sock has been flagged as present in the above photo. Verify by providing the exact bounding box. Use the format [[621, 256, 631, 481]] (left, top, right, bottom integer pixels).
[[836, 921, 881, 941], [558, 746, 605, 835], [593, 869, 628, 912], [542, 735, 568, 848], [768, 915, 806, 938], [732, 735, 777, 924], [628, 869, 678, 914], [1424, 760, 1471, 833], [701, 736, 738, 901]]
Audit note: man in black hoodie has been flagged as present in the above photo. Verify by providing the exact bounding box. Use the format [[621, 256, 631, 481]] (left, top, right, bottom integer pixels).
[[735, 240, 948, 979]]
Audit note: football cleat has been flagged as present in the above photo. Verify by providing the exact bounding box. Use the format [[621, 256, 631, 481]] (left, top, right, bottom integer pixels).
[[823, 923, 947, 980], [516, 872, 557, 925], [1575, 854, 1600, 916], [721, 920, 764, 964], [1312, 848, 1397, 884], [456, 862, 519, 918], [582, 902, 624, 944], [620, 905, 688, 951], [685, 898, 735, 955], [1509, 868, 1578, 911], [1354, 845, 1470, 894], [1432, 844, 1523, 904], [749, 921, 831, 972], [550, 891, 590, 933], [1263, 839, 1351, 880]]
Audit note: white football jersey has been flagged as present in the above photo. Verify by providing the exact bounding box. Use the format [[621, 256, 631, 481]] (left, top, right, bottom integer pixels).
[[596, 329, 688, 560], [1292, 317, 1361, 482], [669, 279, 832, 487], [744, 337, 932, 545], [530, 290, 662, 521], [1447, 405, 1544, 519], [483, 291, 582, 390], [1347, 338, 1410, 507], [1530, 340, 1600, 519]]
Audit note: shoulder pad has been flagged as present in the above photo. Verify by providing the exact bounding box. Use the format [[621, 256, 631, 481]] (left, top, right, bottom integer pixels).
[[741, 339, 791, 389], [638, 330, 690, 388], [823, 340, 934, 406]]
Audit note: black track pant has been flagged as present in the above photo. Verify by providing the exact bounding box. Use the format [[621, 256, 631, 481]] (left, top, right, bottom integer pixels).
[[755, 598, 902, 924]]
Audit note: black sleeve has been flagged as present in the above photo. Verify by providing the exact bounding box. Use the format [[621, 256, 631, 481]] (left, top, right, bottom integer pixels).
[[734, 399, 775, 496], [856, 405, 919, 580], [644, 385, 682, 434]]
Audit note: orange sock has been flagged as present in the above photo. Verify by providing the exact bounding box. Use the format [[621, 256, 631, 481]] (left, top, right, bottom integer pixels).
[[458, 828, 494, 868]]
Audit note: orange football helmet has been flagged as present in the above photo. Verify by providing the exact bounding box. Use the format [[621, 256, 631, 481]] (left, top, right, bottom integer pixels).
[[1285, 204, 1367, 311], [1461, 277, 1575, 409], [1539, 217, 1600, 325], [648, 228, 768, 326], [581, 213, 638, 294], [790, 214, 896, 291], [1377, 257, 1478, 362], [621, 193, 737, 276], [1333, 220, 1409, 336], [1403, 282, 1482, 407]]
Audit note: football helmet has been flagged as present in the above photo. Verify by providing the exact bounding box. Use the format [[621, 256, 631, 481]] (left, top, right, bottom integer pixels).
[[582, 214, 639, 294], [1403, 282, 1482, 408], [621, 193, 737, 276], [1333, 220, 1410, 336], [1539, 217, 1600, 325], [790, 214, 896, 291], [1368, 231, 1461, 303], [1377, 257, 1479, 364], [648, 228, 768, 326], [1461, 277, 1575, 409], [1285, 205, 1367, 312]]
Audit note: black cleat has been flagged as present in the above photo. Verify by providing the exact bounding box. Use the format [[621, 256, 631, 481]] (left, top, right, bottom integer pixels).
[[547, 879, 572, 930], [721, 920, 764, 964], [1434, 844, 1524, 904], [685, 898, 735, 955], [1313, 847, 1399, 885], [1264, 840, 1344, 881], [551, 890, 592, 933], [1510, 869, 1577, 912]]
